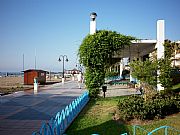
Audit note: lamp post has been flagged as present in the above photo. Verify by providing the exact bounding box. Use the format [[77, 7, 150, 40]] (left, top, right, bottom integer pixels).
[[76, 63, 83, 73], [58, 55, 68, 83]]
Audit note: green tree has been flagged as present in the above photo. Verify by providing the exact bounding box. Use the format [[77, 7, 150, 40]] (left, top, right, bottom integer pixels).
[[79, 30, 135, 97], [130, 59, 158, 86], [130, 59, 158, 100], [105, 71, 119, 78], [130, 40, 175, 96], [158, 40, 174, 89]]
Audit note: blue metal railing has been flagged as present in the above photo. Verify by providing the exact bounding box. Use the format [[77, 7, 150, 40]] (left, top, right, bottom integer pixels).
[[106, 76, 122, 81], [32, 91, 89, 135], [147, 126, 180, 135], [105, 76, 130, 85], [133, 125, 180, 135], [91, 133, 127, 135], [106, 75, 130, 81]]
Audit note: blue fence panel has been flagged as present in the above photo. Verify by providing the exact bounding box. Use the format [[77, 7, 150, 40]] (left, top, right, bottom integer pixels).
[[121, 133, 128, 135], [32, 122, 53, 135], [133, 125, 180, 135], [89, 126, 180, 135], [147, 126, 180, 135], [106, 76, 122, 81], [32, 91, 89, 135]]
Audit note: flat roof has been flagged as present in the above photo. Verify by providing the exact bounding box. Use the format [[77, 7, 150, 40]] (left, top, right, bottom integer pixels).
[[23, 69, 47, 73], [113, 39, 157, 58]]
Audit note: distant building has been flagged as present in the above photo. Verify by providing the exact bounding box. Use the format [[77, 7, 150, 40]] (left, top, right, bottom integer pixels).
[[172, 41, 180, 68], [65, 68, 81, 75], [23, 69, 47, 85]]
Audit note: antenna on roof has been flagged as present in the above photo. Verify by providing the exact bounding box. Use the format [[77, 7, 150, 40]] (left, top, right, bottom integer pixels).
[[23, 54, 24, 71], [35, 48, 36, 70]]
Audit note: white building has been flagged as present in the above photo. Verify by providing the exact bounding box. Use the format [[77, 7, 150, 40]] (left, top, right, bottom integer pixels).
[[172, 41, 180, 68], [89, 12, 179, 91]]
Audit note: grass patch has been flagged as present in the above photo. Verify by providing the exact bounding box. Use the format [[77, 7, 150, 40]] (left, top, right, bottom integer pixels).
[[66, 96, 129, 135], [172, 83, 180, 90], [172, 83, 180, 89], [65, 96, 180, 135]]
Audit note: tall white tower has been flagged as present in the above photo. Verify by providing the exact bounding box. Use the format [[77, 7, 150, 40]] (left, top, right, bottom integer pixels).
[[90, 12, 97, 35], [157, 20, 165, 59], [156, 20, 165, 91]]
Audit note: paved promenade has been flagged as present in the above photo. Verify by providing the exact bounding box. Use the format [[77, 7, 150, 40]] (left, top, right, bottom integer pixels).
[[99, 85, 141, 97], [0, 80, 139, 135], [0, 81, 86, 135]]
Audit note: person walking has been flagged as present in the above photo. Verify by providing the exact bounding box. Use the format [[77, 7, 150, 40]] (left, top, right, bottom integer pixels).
[[77, 72, 82, 89]]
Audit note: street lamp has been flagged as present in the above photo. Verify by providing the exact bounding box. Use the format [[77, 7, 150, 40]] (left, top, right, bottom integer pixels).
[[58, 55, 68, 83], [76, 63, 83, 73]]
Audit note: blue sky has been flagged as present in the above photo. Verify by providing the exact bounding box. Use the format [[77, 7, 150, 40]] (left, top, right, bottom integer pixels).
[[0, 0, 180, 72]]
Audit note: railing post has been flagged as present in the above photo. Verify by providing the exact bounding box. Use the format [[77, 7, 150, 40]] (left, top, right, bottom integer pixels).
[[165, 127, 168, 135], [133, 125, 136, 135]]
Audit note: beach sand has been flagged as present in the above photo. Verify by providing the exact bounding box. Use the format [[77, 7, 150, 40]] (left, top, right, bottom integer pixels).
[[0, 76, 30, 94], [0, 76, 23, 87], [0, 76, 70, 94]]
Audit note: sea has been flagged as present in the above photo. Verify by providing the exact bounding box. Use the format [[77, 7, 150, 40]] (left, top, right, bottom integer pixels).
[[0, 72, 23, 77], [0, 71, 62, 77]]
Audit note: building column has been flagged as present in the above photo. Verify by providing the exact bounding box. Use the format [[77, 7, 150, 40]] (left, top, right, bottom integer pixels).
[[129, 57, 137, 83], [129, 57, 133, 82], [120, 58, 124, 77], [156, 20, 165, 91], [130, 74, 133, 82], [130, 70, 136, 82]]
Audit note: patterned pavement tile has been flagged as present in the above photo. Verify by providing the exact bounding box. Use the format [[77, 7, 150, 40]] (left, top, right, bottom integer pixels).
[[0, 81, 85, 135], [0, 106, 23, 116], [6, 108, 51, 120]]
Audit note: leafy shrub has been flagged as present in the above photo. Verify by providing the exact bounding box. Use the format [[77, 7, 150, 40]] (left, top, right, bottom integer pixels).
[[118, 93, 180, 121], [129, 40, 177, 91], [79, 30, 135, 97], [118, 95, 144, 121], [105, 71, 119, 78]]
